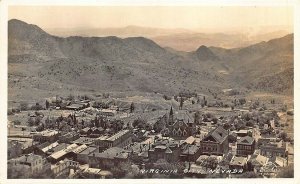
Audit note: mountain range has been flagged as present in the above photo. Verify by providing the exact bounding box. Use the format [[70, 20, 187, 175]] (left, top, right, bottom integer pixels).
[[8, 19, 293, 101], [46, 25, 291, 51]]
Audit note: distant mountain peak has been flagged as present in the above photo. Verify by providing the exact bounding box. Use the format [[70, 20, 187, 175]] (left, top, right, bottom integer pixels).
[[8, 18, 49, 39], [195, 45, 219, 61]]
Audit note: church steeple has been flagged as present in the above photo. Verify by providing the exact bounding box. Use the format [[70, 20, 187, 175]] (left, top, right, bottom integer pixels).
[[169, 106, 174, 125], [170, 106, 173, 116]]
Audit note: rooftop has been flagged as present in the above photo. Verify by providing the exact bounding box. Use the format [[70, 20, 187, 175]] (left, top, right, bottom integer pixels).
[[66, 104, 84, 109], [83, 168, 101, 175], [250, 154, 269, 166], [90, 147, 128, 159], [202, 126, 228, 143], [238, 136, 255, 145], [50, 143, 79, 160], [36, 130, 59, 137], [106, 129, 130, 141], [14, 154, 42, 164], [78, 146, 97, 155], [72, 137, 95, 145], [41, 142, 60, 152], [73, 144, 88, 154], [185, 136, 195, 144], [181, 144, 200, 155], [96, 135, 110, 141], [230, 156, 247, 166]]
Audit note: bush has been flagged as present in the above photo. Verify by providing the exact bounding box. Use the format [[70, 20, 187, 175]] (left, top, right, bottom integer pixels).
[[20, 102, 29, 111], [31, 103, 44, 111], [163, 95, 171, 100]]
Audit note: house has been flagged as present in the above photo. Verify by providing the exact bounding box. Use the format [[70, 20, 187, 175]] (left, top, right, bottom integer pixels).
[[236, 136, 256, 156], [8, 137, 39, 154], [259, 161, 278, 178], [32, 130, 59, 143], [58, 132, 80, 143], [164, 109, 196, 138], [260, 141, 288, 158], [65, 103, 84, 111], [274, 156, 288, 167], [129, 142, 150, 163], [81, 168, 113, 179], [195, 155, 222, 170], [81, 168, 102, 178], [90, 127, 104, 138], [80, 127, 92, 136], [185, 136, 196, 145], [148, 138, 181, 163], [8, 140, 23, 159], [79, 101, 90, 109], [8, 154, 45, 175], [228, 132, 237, 143], [200, 126, 229, 155], [236, 129, 250, 137], [76, 146, 97, 164], [48, 143, 79, 163], [257, 138, 278, 148], [52, 159, 79, 178], [88, 147, 130, 169], [99, 109, 117, 117], [229, 156, 248, 170], [249, 154, 269, 173], [72, 137, 95, 146], [34, 141, 60, 156], [180, 144, 201, 162]]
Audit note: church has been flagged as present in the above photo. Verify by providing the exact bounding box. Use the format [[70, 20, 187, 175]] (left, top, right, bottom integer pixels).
[[162, 107, 196, 139]]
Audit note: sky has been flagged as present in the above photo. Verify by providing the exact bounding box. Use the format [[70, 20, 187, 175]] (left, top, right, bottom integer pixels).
[[8, 6, 293, 33]]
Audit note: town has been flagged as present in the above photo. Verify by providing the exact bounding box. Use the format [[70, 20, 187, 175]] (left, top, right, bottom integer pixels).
[[7, 91, 294, 178]]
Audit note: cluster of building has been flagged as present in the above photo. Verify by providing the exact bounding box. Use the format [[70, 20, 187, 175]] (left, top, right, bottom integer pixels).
[[7, 98, 293, 179]]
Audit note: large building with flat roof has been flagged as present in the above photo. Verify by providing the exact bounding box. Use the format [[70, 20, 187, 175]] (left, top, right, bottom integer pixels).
[[94, 129, 132, 150], [33, 130, 59, 143]]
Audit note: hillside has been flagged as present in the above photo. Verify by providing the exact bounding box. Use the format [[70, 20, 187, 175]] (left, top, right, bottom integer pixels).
[[8, 19, 293, 102], [212, 34, 293, 94], [8, 19, 228, 101]]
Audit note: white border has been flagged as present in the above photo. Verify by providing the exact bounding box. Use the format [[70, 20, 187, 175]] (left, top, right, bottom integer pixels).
[[0, 0, 299, 184]]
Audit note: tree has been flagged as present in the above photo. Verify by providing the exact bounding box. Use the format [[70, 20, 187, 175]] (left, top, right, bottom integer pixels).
[[130, 102, 135, 113], [132, 118, 146, 129], [45, 100, 50, 109], [278, 132, 288, 141], [239, 98, 246, 105], [35, 116, 42, 126], [27, 117, 34, 126], [179, 97, 184, 110], [194, 111, 201, 124], [94, 117, 100, 128], [163, 95, 171, 100], [31, 103, 43, 111]]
